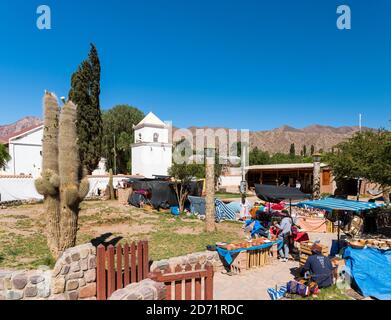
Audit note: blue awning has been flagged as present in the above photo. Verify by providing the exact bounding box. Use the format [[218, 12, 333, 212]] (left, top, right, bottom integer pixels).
[[296, 198, 384, 212]]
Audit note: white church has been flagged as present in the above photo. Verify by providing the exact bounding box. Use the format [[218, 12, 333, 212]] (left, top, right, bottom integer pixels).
[[131, 112, 173, 178]]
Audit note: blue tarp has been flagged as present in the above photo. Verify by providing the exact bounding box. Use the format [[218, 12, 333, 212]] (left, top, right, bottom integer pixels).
[[343, 247, 391, 300], [216, 240, 283, 265], [188, 196, 236, 221], [296, 198, 384, 213]]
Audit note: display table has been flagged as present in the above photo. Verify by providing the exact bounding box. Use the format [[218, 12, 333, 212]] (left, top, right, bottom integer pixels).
[[295, 217, 327, 233], [216, 240, 282, 265]]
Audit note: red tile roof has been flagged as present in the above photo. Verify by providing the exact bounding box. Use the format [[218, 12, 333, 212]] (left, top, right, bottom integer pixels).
[[1, 123, 43, 143]]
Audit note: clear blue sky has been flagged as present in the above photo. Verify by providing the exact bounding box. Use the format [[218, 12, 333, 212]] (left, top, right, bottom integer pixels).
[[0, 0, 390, 130]]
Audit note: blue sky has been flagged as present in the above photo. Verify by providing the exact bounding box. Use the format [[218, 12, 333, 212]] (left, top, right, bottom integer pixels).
[[0, 0, 390, 130]]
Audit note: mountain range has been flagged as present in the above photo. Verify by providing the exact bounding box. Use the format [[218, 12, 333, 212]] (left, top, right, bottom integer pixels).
[[0, 116, 366, 153]]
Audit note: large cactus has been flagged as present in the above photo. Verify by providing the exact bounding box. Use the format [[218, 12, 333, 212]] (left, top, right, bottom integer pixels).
[[35, 92, 61, 257], [107, 168, 115, 200], [35, 92, 89, 257], [58, 101, 89, 252]]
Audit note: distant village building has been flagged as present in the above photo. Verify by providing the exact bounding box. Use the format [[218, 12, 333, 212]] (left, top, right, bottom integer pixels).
[[1, 124, 44, 178], [246, 163, 335, 195], [131, 112, 172, 178]]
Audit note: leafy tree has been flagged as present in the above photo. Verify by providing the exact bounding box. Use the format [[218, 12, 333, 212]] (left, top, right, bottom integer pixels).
[[169, 163, 201, 212], [102, 105, 145, 174], [310, 145, 315, 155], [0, 144, 10, 169], [249, 147, 270, 165], [69, 44, 103, 173], [303, 145, 307, 157], [326, 130, 391, 198]]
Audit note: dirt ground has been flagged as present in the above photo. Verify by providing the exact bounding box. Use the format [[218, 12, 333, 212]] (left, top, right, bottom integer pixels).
[[0, 200, 244, 269]]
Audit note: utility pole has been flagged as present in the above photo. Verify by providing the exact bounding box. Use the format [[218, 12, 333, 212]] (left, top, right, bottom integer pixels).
[[205, 147, 216, 233], [113, 134, 117, 175]]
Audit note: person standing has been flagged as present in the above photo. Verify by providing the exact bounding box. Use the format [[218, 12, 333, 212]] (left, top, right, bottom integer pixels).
[[274, 212, 293, 262], [239, 195, 251, 220]]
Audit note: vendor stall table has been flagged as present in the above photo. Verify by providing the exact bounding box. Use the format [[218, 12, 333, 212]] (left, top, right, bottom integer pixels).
[[217, 240, 282, 274]]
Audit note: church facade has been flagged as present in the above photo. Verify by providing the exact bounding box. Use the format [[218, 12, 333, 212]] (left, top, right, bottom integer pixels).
[[131, 112, 172, 178]]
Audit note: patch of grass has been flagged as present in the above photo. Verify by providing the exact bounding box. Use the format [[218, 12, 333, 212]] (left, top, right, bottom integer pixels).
[[0, 232, 54, 269], [148, 228, 239, 261], [292, 285, 353, 300], [15, 218, 34, 229], [216, 192, 242, 199]]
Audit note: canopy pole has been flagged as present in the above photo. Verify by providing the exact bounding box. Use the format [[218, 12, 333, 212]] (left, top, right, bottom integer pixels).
[[337, 210, 340, 253], [289, 199, 292, 216]]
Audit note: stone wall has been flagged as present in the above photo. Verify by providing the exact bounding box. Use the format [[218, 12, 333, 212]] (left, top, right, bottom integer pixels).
[[0, 268, 51, 300], [50, 243, 97, 300], [0, 243, 96, 300], [150, 250, 224, 273], [1, 245, 226, 300], [109, 279, 165, 300]]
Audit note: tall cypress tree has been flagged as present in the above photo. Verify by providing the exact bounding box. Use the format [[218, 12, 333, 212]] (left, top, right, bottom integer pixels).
[[69, 44, 102, 173], [289, 143, 295, 158]]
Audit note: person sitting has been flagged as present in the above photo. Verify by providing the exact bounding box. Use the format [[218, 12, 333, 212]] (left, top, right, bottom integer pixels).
[[300, 243, 334, 288]]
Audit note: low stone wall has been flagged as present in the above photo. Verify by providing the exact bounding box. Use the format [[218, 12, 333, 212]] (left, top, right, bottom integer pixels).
[[1, 245, 225, 300], [50, 243, 97, 300], [150, 250, 224, 273], [109, 279, 165, 300], [0, 268, 51, 300], [0, 243, 96, 300]]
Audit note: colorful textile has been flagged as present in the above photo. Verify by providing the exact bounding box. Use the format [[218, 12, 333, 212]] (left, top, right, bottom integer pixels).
[[215, 199, 236, 222], [287, 280, 309, 296], [295, 217, 327, 233], [267, 285, 287, 300], [216, 240, 283, 265], [297, 198, 384, 213]]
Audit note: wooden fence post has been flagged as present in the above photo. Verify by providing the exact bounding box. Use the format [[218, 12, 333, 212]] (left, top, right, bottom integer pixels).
[[96, 245, 106, 300], [204, 263, 214, 300], [107, 245, 115, 298], [116, 244, 123, 289]]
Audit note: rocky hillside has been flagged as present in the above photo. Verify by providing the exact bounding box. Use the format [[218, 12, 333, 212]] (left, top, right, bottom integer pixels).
[[0, 116, 42, 141], [1, 116, 367, 154], [174, 125, 369, 154]]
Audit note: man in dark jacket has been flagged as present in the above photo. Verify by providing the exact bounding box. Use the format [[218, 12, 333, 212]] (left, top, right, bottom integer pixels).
[[301, 243, 334, 288]]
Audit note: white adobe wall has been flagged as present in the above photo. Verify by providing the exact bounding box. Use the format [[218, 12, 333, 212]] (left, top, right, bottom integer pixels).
[[0, 175, 132, 202], [7, 144, 42, 177], [134, 126, 169, 143], [131, 145, 172, 178], [0, 177, 43, 202], [6, 127, 43, 177]]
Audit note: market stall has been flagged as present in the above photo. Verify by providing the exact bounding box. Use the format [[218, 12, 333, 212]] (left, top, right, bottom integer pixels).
[[216, 238, 283, 274], [296, 198, 385, 251]]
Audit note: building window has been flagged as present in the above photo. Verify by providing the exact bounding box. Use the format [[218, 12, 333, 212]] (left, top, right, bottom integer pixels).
[[138, 133, 142, 142], [153, 133, 159, 142]]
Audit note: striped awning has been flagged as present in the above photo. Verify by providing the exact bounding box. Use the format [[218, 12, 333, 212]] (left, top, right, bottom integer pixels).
[[296, 198, 384, 213]]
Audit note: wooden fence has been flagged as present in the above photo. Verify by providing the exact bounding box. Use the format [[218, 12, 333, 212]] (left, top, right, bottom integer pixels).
[[96, 241, 149, 300], [149, 263, 214, 300]]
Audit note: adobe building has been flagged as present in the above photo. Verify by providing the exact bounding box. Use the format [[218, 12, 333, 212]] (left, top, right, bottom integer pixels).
[[246, 163, 335, 195], [131, 112, 173, 178]]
